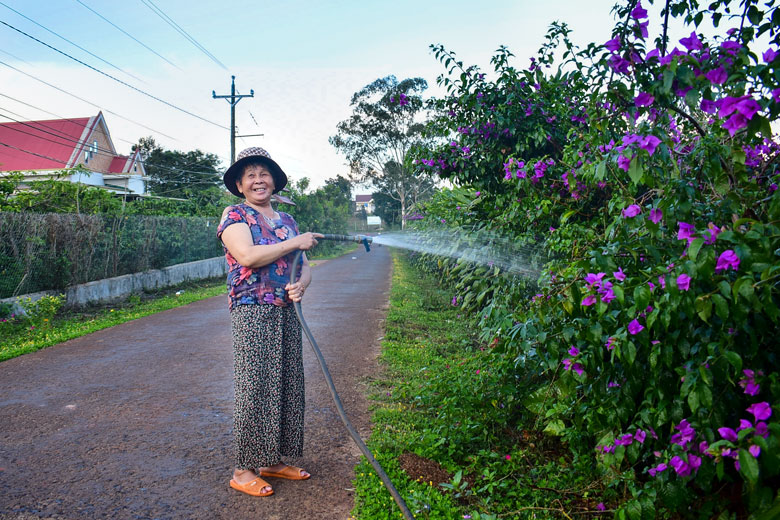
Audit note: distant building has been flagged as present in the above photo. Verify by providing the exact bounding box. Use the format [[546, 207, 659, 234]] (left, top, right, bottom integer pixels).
[[0, 111, 147, 195], [354, 194, 374, 214]]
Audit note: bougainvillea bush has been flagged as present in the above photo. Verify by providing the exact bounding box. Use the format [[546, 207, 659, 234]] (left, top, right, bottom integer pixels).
[[410, 0, 780, 516]]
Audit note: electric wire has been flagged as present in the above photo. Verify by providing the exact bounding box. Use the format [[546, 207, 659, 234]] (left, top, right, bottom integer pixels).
[[0, 46, 32, 66], [138, 0, 227, 71], [0, 19, 228, 130], [72, 0, 180, 70], [0, 1, 146, 84], [0, 92, 139, 147], [0, 58, 178, 140]]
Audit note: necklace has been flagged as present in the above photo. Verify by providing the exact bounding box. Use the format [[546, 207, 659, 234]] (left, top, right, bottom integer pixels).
[[260, 211, 279, 227]]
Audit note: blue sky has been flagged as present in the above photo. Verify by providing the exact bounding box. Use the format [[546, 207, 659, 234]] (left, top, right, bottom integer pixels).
[[1, 0, 665, 190]]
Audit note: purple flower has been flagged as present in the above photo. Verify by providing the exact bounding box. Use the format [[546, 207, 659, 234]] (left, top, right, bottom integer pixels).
[[600, 288, 616, 304], [608, 54, 631, 74], [700, 99, 717, 114], [615, 434, 634, 446], [670, 455, 692, 477], [677, 222, 696, 243], [631, 1, 648, 20], [749, 445, 761, 458], [649, 208, 663, 224], [747, 402, 772, 421], [605, 337, 616, 350], [605, 38, 621, 52], [704, 223, 721, 244], [739, 369, 761, 396], [676, 274, 692, 291], [635, 92, 655, 107], [614, 268, 626, 281], [452, 296, 458, 306], [680, 31, 703, 51], [639, 135, 662, 155], [622, 204, 641, 218], [634, 429, 647, 444], [738, 419, 753, 431], [582, 294, 597, 307], [721, 41, 742, 54], [705, 67, 728, 85], [649, 463, 667, 476], [715, 250, 740, 272], [608, 381, 620, 388], [628, 319, 644, 335], [617, 154, 632, 171], [718, 427, 738, 442], [688, 454, 702, 473], [671, 419, 696, 447], [723, 112, 749, 136], [584, 272, 607, 287], [568, 346, 580, 356], [699, 441, 710, 454], [597, 503, 606, 511], [764, 48, 778, 63], [657, 275, 666, 289], [756, 422, 769, 438]]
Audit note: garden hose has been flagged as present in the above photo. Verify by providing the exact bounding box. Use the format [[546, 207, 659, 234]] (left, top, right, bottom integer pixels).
[[289, 235, 415, 520]]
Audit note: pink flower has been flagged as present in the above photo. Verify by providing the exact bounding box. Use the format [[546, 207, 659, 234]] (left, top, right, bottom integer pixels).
[[705, 66, 728, 85], [704, 223, 721, 244], [582, 295, 597, 307], [597, 503, 606, 511], [505, 454, 511, 460], [718, 427, 738, 442], [617, 154, 632, 171], [613, 267, 626, 281], [677, 222, 696, 243], [605, 337, 616, 350], [628, 319, 644, 335], [749, 445, 761, 457], [649, 208, 662, 224], [634, 429, 647, 444], [715, 250, 740, 272], [738, 419, 753, 431], [639, 135, 662, 155], [747, 402, 772, 421], [584, 272, 607, 287], [604, 38, 621, 52], [568, 346, 580, 356], [635, 92, 655, 107], [622, 204, 641, 218], [657, 275, 666, 289], [649, 463, 667, 476], [676, 274, 692, 291]]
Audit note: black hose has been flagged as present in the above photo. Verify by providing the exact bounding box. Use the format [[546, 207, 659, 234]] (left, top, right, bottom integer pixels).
[[289, 247, 414, 520]]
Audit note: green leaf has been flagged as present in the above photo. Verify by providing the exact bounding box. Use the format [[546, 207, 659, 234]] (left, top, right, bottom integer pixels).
[[688, 387, 700, 413], [625, 341, 637, 366], [698, 384, 713, 408], [695, 296, 712, 323], [634, 286, 651, 311], [723, 351, 742, 372], [595, 160, 607, 180], [687, 238, 705, 261], [739, 448, 759, 484], [613, 284, 624, 304], [712, 294, 729, 320], [544, 419, 565, 436], [628, 157, 644, 184]]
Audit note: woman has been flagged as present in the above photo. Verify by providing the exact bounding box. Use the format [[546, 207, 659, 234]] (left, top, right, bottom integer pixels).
[[217, 147, 323, 497]]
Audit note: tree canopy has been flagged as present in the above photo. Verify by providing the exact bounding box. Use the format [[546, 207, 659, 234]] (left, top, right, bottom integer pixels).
[[330, 75, 436, 227]]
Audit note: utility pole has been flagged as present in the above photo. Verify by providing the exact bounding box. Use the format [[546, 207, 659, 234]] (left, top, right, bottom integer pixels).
[[212, 75, 254, 164]]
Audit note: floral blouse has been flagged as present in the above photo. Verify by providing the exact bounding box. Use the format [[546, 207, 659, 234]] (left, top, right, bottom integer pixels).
[[217, 203, 300, 310]]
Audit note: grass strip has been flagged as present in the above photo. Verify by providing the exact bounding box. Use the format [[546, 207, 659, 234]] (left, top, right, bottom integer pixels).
[[351, 251, 610, 520]]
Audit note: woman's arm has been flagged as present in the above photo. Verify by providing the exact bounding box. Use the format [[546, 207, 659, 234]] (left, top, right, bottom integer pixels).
[[221, 222, 322, 268]]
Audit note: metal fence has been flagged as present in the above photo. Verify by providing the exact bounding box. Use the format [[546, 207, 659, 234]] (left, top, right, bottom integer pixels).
[[0, 212, 222, 298]]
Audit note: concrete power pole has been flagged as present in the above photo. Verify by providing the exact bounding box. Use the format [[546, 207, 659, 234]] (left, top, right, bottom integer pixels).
[[212, 75, 254, 164]]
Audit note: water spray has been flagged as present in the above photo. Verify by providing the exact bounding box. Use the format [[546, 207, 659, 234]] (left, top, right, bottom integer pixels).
[[289, 234, 413, 520]]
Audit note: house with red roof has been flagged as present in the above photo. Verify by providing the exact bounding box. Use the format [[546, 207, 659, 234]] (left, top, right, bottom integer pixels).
[[0, 111, 146, 195]]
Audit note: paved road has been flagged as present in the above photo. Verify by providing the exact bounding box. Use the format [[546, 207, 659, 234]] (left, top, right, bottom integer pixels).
[[0, 244, 391, 520]]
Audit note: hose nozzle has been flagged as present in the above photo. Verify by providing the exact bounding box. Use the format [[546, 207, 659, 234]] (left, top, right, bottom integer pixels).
[[321, 234, 372, 252]]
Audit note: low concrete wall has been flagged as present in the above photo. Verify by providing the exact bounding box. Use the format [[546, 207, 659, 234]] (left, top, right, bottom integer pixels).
[[1, 256, 227, 313]]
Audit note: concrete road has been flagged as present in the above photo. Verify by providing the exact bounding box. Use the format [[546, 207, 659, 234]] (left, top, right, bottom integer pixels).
[[0, 244, 391, 520]]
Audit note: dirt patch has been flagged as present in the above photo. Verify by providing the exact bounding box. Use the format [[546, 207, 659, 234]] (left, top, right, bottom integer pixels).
[[398, 452, 452, 488]]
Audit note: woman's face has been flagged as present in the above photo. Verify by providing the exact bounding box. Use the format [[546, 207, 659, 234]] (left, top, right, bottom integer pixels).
[[237, 164, 275, 206]]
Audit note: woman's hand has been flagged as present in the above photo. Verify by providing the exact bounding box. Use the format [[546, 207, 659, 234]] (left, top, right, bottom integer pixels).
[[294, 232, 324, 251], [286, 281, 306, 302]]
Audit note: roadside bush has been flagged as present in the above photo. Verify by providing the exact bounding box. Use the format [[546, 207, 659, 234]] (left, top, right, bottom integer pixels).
[[410, 1, 780, 516]]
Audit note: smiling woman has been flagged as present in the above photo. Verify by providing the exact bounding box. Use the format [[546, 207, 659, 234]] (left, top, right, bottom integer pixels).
[[216, 146, 323, 497]]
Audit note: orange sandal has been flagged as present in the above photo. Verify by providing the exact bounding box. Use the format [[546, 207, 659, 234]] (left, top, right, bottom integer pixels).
[[259, 465, 311, 480], [229, 477, 274, 496]]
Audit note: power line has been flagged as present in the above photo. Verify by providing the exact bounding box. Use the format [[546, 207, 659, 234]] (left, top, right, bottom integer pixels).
[[72, 0, 180, 70], [0, 1, 146, 84], [0, 58, 177, 140], [138, 0, 228, 71], [0, 19, 228, 130], [0, 92, 139, 147], [0, 46, 32, 66]]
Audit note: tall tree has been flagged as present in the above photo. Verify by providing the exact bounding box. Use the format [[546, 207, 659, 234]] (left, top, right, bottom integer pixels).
[[329, 75, 435, 228], [133, 137, 223, 200]]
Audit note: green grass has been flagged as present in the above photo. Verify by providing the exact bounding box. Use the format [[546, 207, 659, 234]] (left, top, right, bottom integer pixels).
[[0, 278, 226, 362], [351, 251, 612, 520], [0, 243, 357, 363]]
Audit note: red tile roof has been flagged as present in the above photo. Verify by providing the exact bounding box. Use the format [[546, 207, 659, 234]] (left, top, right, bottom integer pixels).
[[0, 116, 93, 171], [355, 194, 373, 202]]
